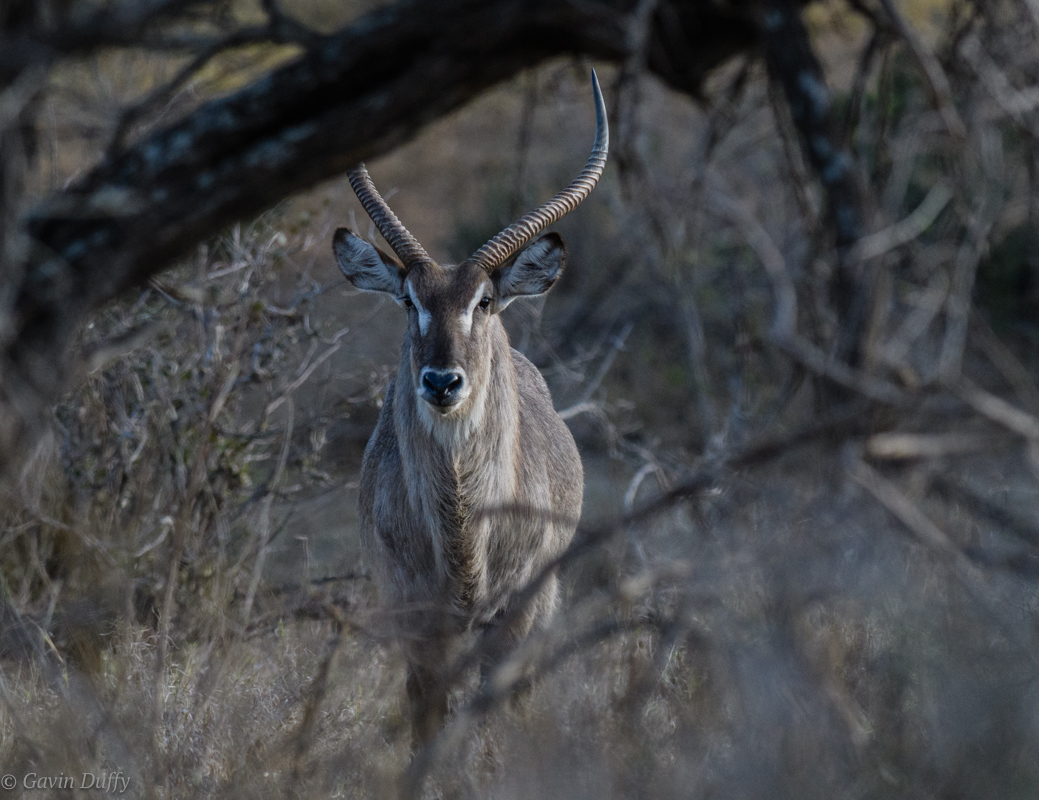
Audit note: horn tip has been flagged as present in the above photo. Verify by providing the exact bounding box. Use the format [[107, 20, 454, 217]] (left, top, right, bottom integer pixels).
[[589, 69, 608, 151], [590, 69, 603, 107]]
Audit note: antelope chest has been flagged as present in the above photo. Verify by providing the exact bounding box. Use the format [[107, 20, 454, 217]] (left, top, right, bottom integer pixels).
[[429, 461, 509, 618]]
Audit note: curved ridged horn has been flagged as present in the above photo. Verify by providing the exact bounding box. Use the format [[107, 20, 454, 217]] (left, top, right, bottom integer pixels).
[[471, 69, 609, 271], [347, 164, 431, 267]]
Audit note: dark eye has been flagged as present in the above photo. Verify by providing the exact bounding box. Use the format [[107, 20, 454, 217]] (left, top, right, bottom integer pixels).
[[479, 297, 492, 310], [402, 295, 414, 309]]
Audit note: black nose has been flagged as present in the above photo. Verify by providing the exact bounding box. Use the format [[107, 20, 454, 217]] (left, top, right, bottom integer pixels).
[[422, 369, 465, 403]]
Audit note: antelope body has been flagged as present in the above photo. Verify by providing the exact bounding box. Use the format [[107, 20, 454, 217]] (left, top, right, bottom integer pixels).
[[334, 72, 608, 740]]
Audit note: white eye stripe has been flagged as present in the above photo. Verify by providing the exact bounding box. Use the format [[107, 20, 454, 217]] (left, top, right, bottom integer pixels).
[[459, 281, 490, 336], [405, 279, 432, 335]]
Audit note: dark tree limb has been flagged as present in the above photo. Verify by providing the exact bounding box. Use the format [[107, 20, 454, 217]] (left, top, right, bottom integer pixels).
[[753, 0, 871, 366], [104, 21, 313, 158]]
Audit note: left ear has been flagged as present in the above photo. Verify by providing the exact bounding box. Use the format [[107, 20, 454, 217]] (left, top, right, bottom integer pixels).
[[495, 233, 566, 308]]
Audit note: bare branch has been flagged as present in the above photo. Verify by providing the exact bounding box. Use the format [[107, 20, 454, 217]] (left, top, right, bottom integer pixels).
[[1023, 0, 1039, 32], [707, 173, 797, 340], [865, 431, 995, 460], [774, 333, 909, 405], [937, 198, 998, 381], [960, 31, 1039, 134], [878, 269, 949, 373], [105, 25, 284, 156], [708, 170, 908, 406], [955, 378, 1039, 441], [843, 26, 887, 146], [971, 315, 1039, 414], [846, 448, 976, 569], [875, 0, 966, 139], [557, 322, 633, 417], [849, 181, 953, 262], [242, 398, 293, 626]]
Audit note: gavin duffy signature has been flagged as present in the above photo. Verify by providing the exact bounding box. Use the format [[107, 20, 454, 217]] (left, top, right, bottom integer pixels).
[[11, 772, 130, 793]]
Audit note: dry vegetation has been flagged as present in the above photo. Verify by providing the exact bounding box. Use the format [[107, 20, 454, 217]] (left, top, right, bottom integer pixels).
[[3, 0, 1039, 798]]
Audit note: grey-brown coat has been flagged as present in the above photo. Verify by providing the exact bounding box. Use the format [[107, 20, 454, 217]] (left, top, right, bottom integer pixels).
[[333, 70, 607, 741]]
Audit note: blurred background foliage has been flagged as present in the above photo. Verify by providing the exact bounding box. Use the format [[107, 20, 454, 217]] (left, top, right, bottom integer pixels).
[[4, 0, 1039, 798]]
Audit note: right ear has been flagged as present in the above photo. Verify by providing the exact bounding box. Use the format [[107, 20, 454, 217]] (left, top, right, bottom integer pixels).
[[333, 228, 404, 295]]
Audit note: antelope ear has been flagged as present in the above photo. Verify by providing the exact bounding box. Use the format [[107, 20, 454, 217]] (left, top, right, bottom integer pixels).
[[333, 228, 404, 295], [495, 233, 566, 308]]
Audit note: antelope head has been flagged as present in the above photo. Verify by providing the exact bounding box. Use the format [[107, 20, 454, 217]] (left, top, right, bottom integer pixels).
[[334, 70, 608, 419]]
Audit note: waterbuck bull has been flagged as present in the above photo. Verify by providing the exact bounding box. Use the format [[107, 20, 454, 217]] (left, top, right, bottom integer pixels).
[[334, 71, 607, 741]]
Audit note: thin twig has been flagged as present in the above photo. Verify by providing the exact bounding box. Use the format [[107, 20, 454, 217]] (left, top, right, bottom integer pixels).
[[866, 431, 994, 460], [850, 181, 953, 263], [242, 399, 294, 626], [843, 27, 886, 146], [708, 173, 907, 404], [876, 0, 966, 139], [960, 32, 1039, 135], [879, 269, 949, 372], [971, 315, 1039, 414], [846, 448, 975, 568], [557, 322, 633, 417], [938, 204, 998, 382], [288, 610, 344, 793], [266, 340, 342, 416], [106, 0, 321, 156], [707, 174, 796, 339], [955, 378, 1039, 440], [106, 24, 274, 155], [1023, 0, 1039, 33], [774, 334, 908, 405]]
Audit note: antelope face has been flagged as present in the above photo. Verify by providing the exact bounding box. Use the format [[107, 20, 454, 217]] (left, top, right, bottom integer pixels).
[[334, 229, 566, 416], [335, 71, 603, 421]]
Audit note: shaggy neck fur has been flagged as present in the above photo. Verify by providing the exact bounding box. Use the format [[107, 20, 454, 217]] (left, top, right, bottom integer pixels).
[[392, 317, 521, 612]]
